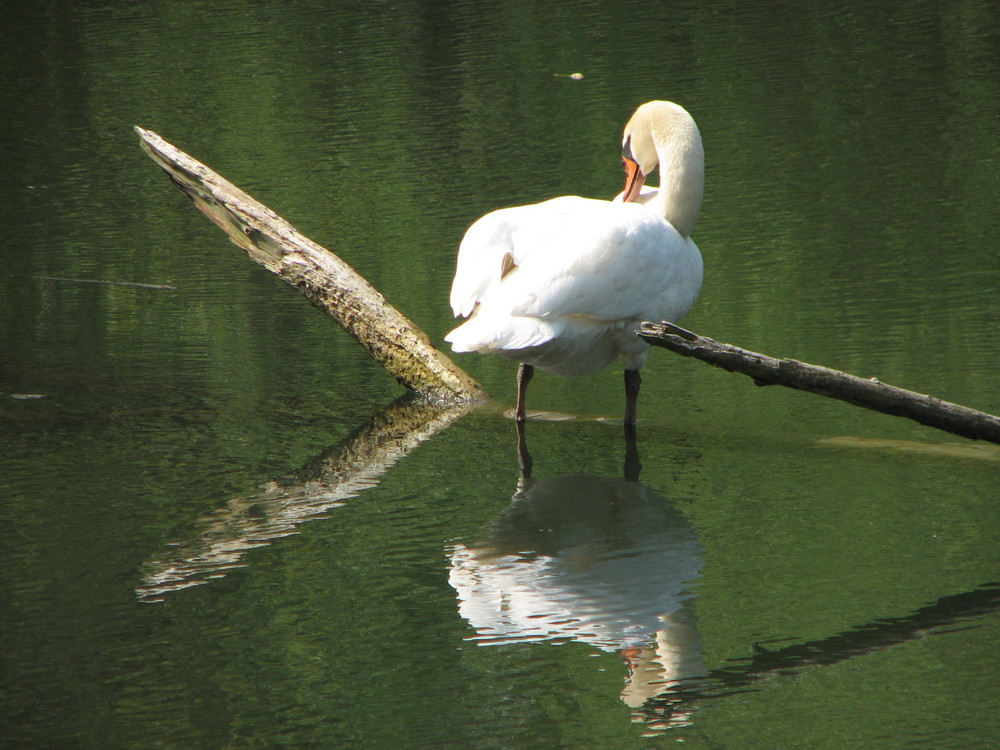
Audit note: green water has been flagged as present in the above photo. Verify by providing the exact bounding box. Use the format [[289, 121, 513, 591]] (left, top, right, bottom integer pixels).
[[2, 2, 999, 747]]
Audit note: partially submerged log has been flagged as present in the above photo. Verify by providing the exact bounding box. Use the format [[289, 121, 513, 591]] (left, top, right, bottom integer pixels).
[[640, 322, 1000, 444], [135, 127, 486, 405]]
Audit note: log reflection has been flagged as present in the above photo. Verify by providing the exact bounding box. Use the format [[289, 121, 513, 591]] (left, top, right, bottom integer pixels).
[[136, 395, 474, 602]]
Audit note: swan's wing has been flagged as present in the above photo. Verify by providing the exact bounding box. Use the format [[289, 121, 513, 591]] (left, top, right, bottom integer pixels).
[[449, 197, 603, 319], [449, 207, 522, 318], [502, 199, 703, 325], [448, 196, 703, 355]]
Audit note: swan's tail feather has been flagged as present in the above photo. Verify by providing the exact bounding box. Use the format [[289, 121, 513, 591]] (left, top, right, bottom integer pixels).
[[445, 315, 559, 354]]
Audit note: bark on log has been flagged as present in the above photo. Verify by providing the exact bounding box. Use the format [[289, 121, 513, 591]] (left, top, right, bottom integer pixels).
[[639, 322, 1000, 444], [135, 127, 486, 405]]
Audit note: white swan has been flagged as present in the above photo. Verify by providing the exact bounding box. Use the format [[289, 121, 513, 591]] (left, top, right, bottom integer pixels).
[[445, 101, 704, 426]]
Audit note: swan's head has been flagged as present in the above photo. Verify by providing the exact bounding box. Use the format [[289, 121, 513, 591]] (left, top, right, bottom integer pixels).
[[620, 100, 704, 236], [621, 103, 666, 202]]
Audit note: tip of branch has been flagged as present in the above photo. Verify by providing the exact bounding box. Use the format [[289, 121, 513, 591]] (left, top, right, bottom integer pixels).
[[639, 321, 699, 341]]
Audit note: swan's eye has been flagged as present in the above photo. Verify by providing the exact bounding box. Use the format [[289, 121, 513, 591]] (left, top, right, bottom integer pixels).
[[621, 134, 634, 162]]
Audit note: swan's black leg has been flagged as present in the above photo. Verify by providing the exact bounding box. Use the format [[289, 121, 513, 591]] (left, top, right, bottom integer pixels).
[[515, 363, 534, 422]]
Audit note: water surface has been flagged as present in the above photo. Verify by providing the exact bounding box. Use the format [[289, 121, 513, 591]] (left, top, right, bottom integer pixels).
[[2, 2, 999, 747]]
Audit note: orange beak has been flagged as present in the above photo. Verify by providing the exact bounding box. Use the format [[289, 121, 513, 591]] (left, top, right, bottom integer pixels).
[[621, 156, 646, 203]]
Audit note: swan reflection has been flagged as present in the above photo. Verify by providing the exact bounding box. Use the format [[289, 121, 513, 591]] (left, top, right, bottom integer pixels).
[[448, 430, 704, 725]]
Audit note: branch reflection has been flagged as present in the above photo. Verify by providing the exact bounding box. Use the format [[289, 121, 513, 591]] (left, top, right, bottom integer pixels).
[[449, 425, 705, 728], [136, 395, 475, 602], [632, 581, 1000, 730]]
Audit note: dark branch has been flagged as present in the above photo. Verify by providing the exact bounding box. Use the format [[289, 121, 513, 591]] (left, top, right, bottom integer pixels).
[[640, 322, 1000, 444]]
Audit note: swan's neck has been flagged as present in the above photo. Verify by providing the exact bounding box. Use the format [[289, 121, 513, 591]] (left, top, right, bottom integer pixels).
[[652, 126, 704, 238]]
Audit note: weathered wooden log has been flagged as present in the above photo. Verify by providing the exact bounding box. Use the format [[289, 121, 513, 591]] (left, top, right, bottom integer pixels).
[[640, 321, 1000, 444], [135, 127, 486, 405]]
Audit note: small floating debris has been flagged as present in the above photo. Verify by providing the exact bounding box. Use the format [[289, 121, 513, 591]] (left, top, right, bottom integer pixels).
[[503, 409, 577, 422], [31, 275, 177, 290], [554, 72, 585, 80], [10, 394, 46, 400]]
